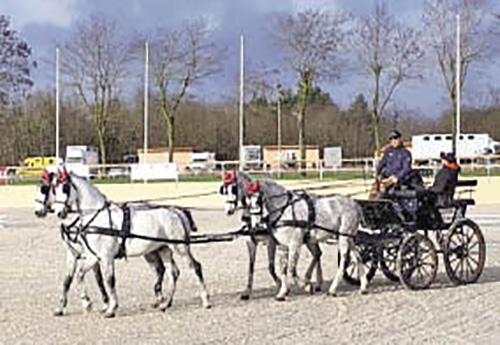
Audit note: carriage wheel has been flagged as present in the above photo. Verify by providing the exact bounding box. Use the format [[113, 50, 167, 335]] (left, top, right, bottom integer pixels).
[[339, 242, 377, 286], [378, 242, 400, 282], [443, 219, 486, 285], [397, 233, 437, 290]]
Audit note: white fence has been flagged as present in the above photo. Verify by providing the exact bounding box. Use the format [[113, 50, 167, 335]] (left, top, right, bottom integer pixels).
[[2, 154, 500, 183]]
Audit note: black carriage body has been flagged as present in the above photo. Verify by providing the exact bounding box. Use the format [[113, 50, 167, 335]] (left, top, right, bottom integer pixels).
[[344, 179, 485, 290]]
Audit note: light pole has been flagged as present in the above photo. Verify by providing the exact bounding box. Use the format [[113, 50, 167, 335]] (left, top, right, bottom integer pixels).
[[276, 83, 282, 178]]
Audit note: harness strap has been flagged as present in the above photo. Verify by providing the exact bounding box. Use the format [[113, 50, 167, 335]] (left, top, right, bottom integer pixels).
[[115, 204, 131, 260]]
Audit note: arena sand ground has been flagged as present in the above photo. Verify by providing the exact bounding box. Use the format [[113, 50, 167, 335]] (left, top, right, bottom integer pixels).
[[0, 177, 499, 344]]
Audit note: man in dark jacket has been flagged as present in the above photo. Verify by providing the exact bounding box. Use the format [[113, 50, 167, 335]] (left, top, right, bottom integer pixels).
[[430, 152, 461, 207], [377, 130, 412, 184], [369, 130, 412, 199]]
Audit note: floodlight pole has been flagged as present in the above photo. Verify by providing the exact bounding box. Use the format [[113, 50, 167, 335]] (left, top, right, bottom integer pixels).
[[55, 46, 60, 166], [143, 41, 149, 183], [455, 14, 461, 160], [239, 35, 245, 171]]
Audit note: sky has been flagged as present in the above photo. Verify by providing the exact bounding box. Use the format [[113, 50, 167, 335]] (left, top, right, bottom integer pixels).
[[1, 0, 500, 117]]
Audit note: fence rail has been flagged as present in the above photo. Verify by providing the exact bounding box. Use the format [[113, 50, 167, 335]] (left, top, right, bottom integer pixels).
[[2, 155, 500, 184]]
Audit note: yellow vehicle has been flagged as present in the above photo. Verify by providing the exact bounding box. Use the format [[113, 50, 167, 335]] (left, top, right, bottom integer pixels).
[[18, 156, 59, 177]]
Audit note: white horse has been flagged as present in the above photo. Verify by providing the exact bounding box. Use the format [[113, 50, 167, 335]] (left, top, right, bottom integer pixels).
[[244, 179, 368, 300], [52, 170, 210, 317], [34, 170, 170, 316], [220, 171, 323, 299], [34, 170, 112, 315]]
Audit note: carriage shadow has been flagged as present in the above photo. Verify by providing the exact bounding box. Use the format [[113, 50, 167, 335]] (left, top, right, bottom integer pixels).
[[342, 264, 500, 296]]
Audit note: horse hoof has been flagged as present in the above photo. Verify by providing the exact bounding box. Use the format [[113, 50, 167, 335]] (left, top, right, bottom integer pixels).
[[360, 289, 369, 295], [327, 291, 338, 297], [159, 300, 173, 311], [104, 311, 115, 318], [240, 293, 250, 301], [53, 309, 64, 317], [275, 295, 286, 302], [315, 285, 322, 293], [151, 299, 163, 309]]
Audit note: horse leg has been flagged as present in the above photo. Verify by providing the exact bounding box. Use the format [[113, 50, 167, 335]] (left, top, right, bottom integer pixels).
[[266, 238, 280, 288], [92, 263, 110, 313], [144, 250, 165, 308], [241, 237, 257, 300], [54, 249, 78, 316], [328, 237, 350, 297], [158, 247, 180, 311], [303, 242, 323, 293], [351, 240, 368, 294], [75, 256, 99, 313], [275, 246, 290, 301], [101, 259, 118, 318], [175, 245, 211, 309]]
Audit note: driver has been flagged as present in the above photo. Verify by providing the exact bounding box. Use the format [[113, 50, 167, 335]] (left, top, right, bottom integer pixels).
[[371, 130, 412, 198]]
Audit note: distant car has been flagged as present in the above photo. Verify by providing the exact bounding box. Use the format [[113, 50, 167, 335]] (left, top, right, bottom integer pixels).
[[123, 154, 139, 164], [107, 167, 130, 178]]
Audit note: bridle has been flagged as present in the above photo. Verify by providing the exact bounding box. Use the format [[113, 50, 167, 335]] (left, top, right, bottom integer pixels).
[[54, 172, 79, 216]]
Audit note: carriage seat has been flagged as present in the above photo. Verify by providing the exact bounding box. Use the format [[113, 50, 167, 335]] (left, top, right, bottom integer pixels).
[[452, 199, 475, 208]]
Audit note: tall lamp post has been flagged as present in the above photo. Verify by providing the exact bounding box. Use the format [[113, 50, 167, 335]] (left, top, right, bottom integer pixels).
[[276, 83, 282, 178]]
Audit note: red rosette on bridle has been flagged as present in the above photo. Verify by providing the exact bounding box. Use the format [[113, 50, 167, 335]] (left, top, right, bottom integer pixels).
[[58, 169, 68, 185], [41, 169, 50, 182], [222, 170, 237, 186], [242, 180, 259, 195]]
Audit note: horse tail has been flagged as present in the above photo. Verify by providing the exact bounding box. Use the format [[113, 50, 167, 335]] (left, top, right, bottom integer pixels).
[[180, 208, 198, 232]]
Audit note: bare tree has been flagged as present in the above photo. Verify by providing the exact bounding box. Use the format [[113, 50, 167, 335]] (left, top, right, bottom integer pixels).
[[61, 15, 132, 163], [352, 1, 424, 156], [272, 9, 347, 168], [149, 19, 221, 162], [423, 0, 489, 153]]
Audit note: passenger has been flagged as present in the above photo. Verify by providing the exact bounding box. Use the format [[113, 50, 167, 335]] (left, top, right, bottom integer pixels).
[[370, 130, 412, 199], [430, 152, 461, 207]]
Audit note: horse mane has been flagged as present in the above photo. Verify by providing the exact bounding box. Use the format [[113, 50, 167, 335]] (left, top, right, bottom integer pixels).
[[69, 172, 108, 203]]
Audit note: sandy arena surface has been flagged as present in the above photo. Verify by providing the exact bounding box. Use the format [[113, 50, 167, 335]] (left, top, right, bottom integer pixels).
[[0, 180, 499, 344]]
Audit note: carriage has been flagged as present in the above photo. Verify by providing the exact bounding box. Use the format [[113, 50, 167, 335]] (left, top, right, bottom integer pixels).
[[342, 179, 486, 290]]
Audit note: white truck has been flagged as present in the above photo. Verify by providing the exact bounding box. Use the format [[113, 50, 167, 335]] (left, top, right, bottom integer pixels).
[[412, 133, 500, 162], [241, 145, 262, 170], [65, 145, 99, 178], [187, 152, 215, 172]]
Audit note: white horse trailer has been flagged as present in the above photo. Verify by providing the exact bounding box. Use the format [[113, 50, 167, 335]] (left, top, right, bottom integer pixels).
[[412, 133, 500, 162], [65, 145, 99, 178]]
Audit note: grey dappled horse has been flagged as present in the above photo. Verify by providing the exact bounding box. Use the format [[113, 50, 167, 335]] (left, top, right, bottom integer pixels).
[[34, 170, 112, 315], [52, 171, 210, 317], [220, 171, 323, 299], [245, 179, 368, 300]]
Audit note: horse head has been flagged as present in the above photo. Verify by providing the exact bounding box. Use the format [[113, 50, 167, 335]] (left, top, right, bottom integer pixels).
[[53, 169, 76, 219], [219, 170, 240, 215], [34, 168, 58, 217]]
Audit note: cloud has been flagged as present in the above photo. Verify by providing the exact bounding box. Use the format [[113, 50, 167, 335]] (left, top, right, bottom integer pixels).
[[0, 0, 77, 29], [291, 0, 340, 13]]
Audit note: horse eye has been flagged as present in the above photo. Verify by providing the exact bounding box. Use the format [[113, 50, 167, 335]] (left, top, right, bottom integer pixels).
[[40, 185, 50, 195], [219, 186, 226, 195]]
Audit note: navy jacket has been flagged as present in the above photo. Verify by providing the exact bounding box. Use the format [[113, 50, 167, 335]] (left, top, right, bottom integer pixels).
[[377, 146, 412, 182]]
